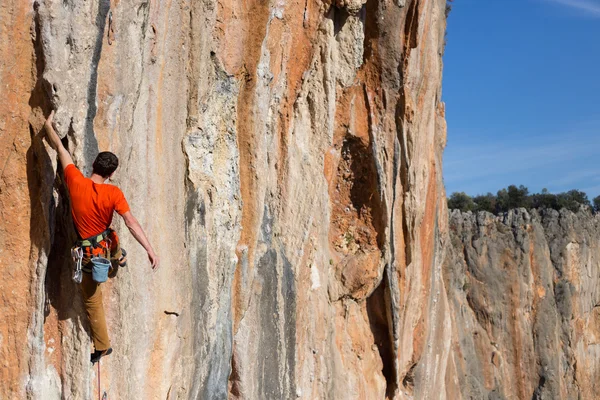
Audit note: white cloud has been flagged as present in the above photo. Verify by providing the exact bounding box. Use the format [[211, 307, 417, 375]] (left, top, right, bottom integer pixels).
[[445, 134, 600, 183], [548, 169, 600, 187], [443, 130, 600, 196], [544, 0, 600, 16]]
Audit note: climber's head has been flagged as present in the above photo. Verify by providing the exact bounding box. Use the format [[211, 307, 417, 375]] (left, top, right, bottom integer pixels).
[[92, 152, 119, 179]]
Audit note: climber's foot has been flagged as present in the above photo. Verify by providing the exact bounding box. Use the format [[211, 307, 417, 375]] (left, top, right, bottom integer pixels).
[[91, 347, 112, 364]]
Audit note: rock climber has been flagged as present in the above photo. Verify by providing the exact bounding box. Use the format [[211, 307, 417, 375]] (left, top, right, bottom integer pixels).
[[43, 110, 159, 364]]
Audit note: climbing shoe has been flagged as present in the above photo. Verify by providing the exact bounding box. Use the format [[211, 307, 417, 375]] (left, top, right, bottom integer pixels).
[[91, 347, 112, 364], [118, 248, 127, 268]]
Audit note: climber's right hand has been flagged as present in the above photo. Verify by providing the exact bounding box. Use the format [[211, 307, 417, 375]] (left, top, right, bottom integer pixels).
[[148, 251, 159, 270]]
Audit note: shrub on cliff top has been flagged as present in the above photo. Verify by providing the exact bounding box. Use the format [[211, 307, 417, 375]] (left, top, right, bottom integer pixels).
[[531, 188, 559, 210], [497, 185, 532, 211], [472, 193, 496, 213], [445, 0, 454, 18], [448, 186, 595, 214], [556, 190, 591, 212], [593, 195, 600, 212], [448, 192, 476, 212]]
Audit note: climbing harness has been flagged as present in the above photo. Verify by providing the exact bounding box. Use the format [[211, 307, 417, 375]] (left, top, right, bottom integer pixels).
[[74, 228, 126, 283], [77, 229, 113, 283], [78, 229, 112, 249], [71, 246, 83, 284]]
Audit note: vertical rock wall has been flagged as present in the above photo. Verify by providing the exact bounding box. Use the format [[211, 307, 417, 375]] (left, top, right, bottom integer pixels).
[[0, 0, 449, 398], [445, 209, 600, 400]]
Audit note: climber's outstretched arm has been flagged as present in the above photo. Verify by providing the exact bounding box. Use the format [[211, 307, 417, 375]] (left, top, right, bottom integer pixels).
[[121, 211, 160, 270], [44, 110, 74, 171]]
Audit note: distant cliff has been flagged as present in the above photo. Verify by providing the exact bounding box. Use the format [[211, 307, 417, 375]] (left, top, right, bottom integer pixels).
[[445, 208, 600, 399]]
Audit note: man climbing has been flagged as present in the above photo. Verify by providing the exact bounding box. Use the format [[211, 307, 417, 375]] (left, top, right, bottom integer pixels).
[[43, 110, 159, 363]]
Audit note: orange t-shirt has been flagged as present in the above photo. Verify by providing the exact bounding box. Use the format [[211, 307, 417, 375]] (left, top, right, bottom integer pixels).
[[64, 164, 130, 239]]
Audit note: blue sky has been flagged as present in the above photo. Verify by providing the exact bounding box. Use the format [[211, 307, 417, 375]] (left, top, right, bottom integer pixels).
[[442, 0, 600, 199]]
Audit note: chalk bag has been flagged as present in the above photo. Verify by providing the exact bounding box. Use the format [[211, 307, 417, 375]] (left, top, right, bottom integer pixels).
[[91, 257, 111, 283]]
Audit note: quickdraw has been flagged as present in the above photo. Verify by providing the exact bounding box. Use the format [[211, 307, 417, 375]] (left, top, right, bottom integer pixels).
[[107, 10, 115, 45], [71, 246, 83, 284]]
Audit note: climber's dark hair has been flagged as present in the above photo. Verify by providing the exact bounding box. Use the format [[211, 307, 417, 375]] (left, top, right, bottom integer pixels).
[[92, 152, 119, 178]]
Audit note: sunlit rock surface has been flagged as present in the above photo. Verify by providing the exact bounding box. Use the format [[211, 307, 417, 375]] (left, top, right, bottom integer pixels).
[[0, 0, 449, 398], [446, 209, 600, 400]]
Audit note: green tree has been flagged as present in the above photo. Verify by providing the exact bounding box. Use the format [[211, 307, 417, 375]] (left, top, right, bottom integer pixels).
[[450, 187, 594, 213], [496, 188, 509, 212], [445, 0, 453, 17], [531, 188, 558, 210], [448, 192, 476, 212], [507, 185, 531, 209], [496, 185, 531, 212], [473, 193, 496, 213], [557, 190, 590, 212]]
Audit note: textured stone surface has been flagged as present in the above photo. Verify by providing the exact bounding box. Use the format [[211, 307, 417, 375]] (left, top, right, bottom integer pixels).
[[445, 209, 600, 400], [0, 0, 449, 398]]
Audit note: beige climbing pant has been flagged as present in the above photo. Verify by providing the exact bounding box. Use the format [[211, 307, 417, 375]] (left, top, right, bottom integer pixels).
[[80, 273, 111, 351], [78, 233, 122, 352]]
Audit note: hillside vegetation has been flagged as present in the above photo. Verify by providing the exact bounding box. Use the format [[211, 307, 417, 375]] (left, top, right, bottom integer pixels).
[[448, 185, 600, 213]]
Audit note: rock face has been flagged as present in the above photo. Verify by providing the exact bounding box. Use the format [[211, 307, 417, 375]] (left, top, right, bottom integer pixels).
[[0, 0, 449, 398], [445, 209, 600, 400]]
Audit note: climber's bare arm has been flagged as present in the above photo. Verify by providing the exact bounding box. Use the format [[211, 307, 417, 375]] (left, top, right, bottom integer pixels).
[[121, 211, 160, 269], [44, 111, 74, 170]]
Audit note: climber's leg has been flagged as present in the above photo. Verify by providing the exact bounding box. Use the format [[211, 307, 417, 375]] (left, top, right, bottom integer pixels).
[[80, 272, 111, 351]]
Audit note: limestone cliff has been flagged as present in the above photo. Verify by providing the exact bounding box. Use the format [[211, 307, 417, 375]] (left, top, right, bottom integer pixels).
[[445, 209, 600, 400], [0, 0, 448, 398]]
